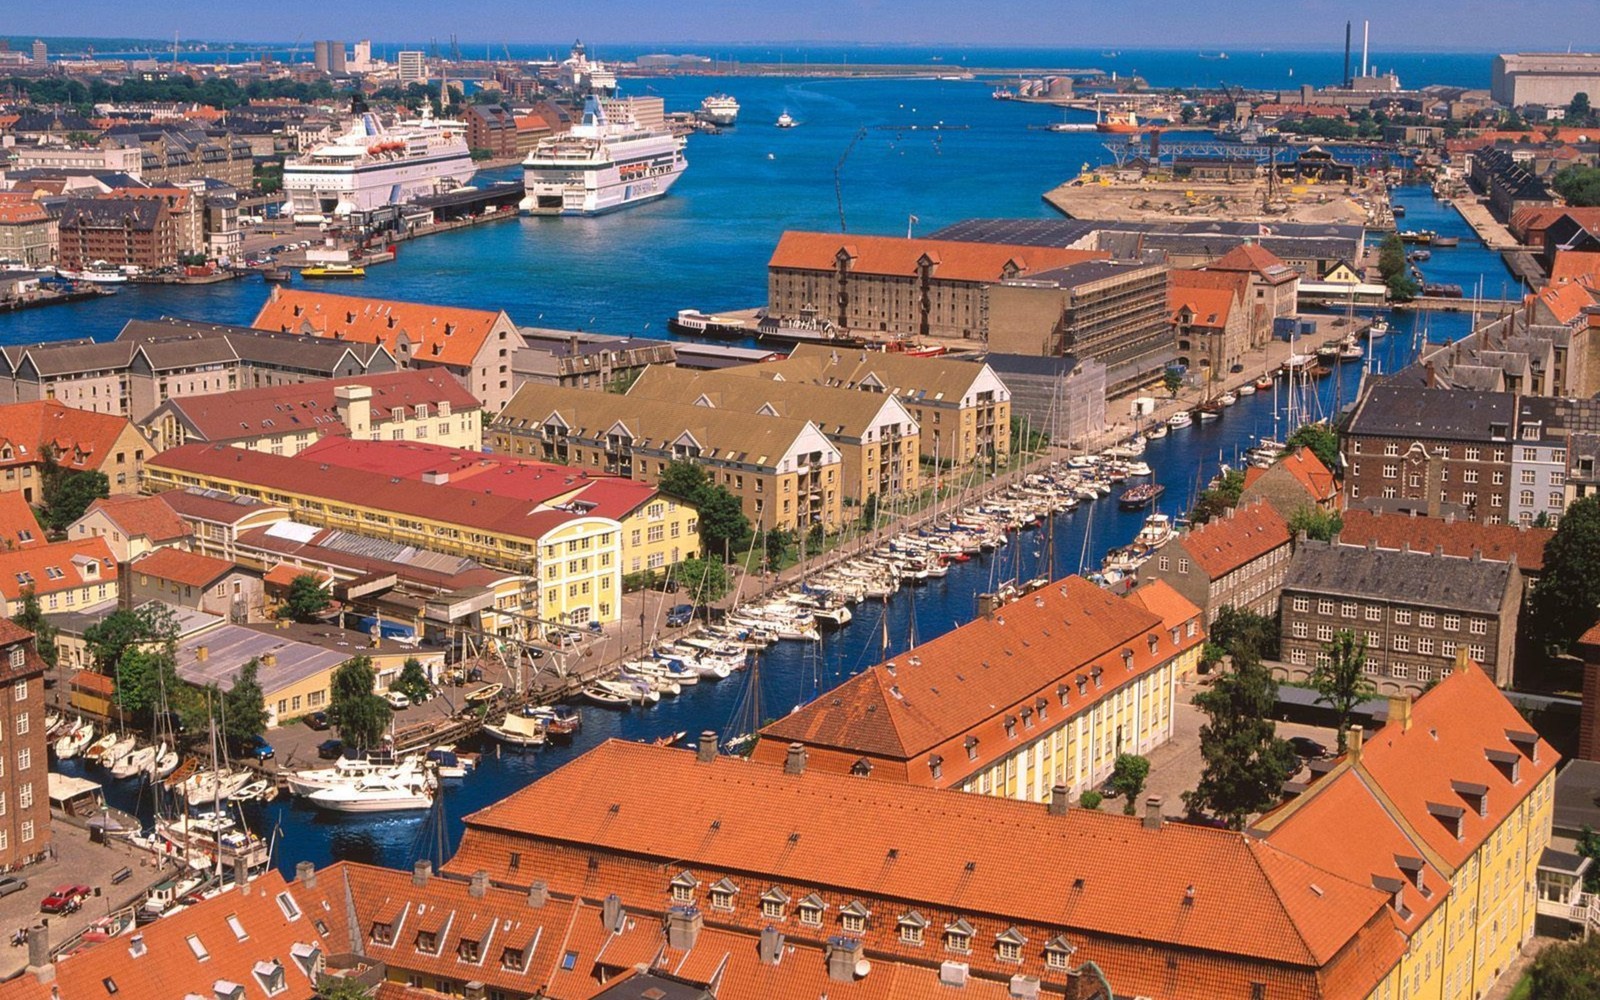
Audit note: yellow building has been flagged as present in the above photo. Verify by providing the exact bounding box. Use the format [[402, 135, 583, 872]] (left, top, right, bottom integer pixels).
[[1257, 654, 1556, 1000], [754, 577, 1204, 803]]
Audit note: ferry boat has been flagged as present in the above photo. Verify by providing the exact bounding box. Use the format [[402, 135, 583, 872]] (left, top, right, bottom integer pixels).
[[299, 263, 365, 279], [59, 261, 130, 284], [283, 106, 474, 220], [1118, 483, 1166, 510], [776, 111, 797, 128], [1096, 109, 1145, 134], [520, 96, 687, 216], [698, 94, 740, 126], [669, 308, 748, 338]]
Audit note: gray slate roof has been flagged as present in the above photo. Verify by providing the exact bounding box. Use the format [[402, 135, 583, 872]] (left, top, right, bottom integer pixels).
[[1283, 539, 1514, 613], [1347, 383, 1516, 441]]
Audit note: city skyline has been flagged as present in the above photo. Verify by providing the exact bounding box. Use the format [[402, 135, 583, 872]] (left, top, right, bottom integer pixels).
[[6, 0, 1597, 52]]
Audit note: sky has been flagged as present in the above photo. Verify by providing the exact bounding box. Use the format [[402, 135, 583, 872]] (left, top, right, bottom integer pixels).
[[10, 0, 1598, 51]]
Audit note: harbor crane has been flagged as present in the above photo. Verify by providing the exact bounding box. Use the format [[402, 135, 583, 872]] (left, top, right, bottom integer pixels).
[[834, 127, 867, 232]]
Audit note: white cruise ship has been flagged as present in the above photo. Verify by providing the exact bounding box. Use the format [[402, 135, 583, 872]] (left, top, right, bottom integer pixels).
[[519, 96, 687, 216], [698, 94, 740, 126], [283, 107, 475, 220]]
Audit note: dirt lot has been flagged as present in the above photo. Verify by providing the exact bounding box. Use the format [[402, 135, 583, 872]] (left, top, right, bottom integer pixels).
[[1044, 176, 1377, 227]]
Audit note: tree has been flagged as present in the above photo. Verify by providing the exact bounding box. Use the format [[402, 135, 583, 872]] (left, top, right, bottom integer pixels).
[[279, 574, 331, 623], [391, 657, 431, 703], [806, 523, 826, 557], [1285, 424, 1339, 471], [695, 485, 750, 558], [1109, 754, 1151, 815], [1078, 790, 1103, 810], [1186, 656, 1298, 828], [223, 658, 268, 751], [9, 589, 57, 668], [762, 527, 794, 566], [1287, 505, 1343, 542], [1576, 824, 1600, 894], [859, 493, 879, 527], [1553, 165, 1600, 208], [658, 461, 709, 502], [1209, 605, 1279, 662], [1375, 234, 1419, 301], [1311, 630, 1375, 753], [328, 656, 391, 751], [675, 556, 731, 604], [1530, 495, 1600, 653], [114, 647, 180, 726], [1189, 468, 1245, 525], [85, 603, 178, 676], [315, 976, 376, 1000], [38, 462, 108, 534], [1528, 933, 1600, 1000], [1162, 369, 1184, 397], [1569, 91, 1595, 125]]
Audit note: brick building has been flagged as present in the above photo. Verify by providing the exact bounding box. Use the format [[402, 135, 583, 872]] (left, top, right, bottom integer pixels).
[[465, 104, 518, 157], [0, 622, 50, 869], [1278, 538, 1521, 693], [1137, 500, 1292, 626], [1168, 268, 1249, 373], [984, 259, 1171, 381], [0, 197, 56, 266], [1239, 447, 1339, 520], [56, 198, 178, 272]]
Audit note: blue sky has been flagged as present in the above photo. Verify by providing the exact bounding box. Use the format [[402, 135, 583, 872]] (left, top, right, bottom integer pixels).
[[11, 1, 1594, 50]]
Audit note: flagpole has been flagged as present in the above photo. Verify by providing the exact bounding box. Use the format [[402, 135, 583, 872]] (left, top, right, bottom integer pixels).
[[907, 214, 917, 240]]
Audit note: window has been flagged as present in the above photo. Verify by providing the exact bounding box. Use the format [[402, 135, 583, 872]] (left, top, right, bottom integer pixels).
[[254, 959, 287, 996], [1384, 443, 1399, 457], [1465, 447, 1481, 461], [1365, 606, 1382, 622], [670, 871, 697, 904], [1463, 468, 1478, 484], [1521, 469, 1537, 485], [1292, 622, 1308, 639], [1393, 635, 1410, 653], [1292, 596, 1310, 613], [945, 921, 973, 954], [275, 893, 301, 921], [1316, 624, 1333, 642], [17, 748, 29, 772], [457, 938, 481, 963], [1394, 609, 1412, 625], [760, 888, 789, 920], [1493, 470, 1505, 485], [186, 934, 209, 960], [996, 929, 1026, 964], [415, 931, 438, 955], [1289, 648, 1306, 665], [1443, 614, 1461, 631], [501, 947, 526, 971], [1418, 611, 1436, 629], [13, 714, 24, 737], [708, 879, 738, 912], [797, 896, 824, 927], [1317, 600, 1335, 616], [898, 913, 926, 945], [1469, 618, 1488, 636], [1340, 602, 1357, 619], [1442, 641, 1457, 658], [10, 679, 24, 701], [1551, 492, 1565, 509], [1520, 490, 1535, 507], [17, 784, 30, 810]]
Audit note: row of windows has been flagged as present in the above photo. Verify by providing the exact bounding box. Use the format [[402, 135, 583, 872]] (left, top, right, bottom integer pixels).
[[1289, 598, 1487, 633]]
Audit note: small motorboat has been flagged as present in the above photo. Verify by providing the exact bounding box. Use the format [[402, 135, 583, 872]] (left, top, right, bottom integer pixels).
[[306, 770, 433, 813], [1118, 483, 1167, 510], [776, 111, 797, 128], [1218, 392, 1238, 407], [464, 683, 503, 706], [1366, 320, 1390, 339], [525, 704, 583, 737], [1167, 411, 1193, 429], [1147, 423, 1169, 439], [1254, 375, 1274, 391], [231, 779, 272, 802], [1237, 383, 1257, 396], [582, 685, 634, 709]]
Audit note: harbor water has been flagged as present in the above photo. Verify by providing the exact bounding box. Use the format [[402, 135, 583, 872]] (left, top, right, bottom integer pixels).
[[15, 74, 1500, 875]]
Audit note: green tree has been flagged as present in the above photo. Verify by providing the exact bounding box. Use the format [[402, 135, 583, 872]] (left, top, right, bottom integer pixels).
[[1189, 468, 1246, 525], [1569, 92, 1595, 125], [85, 603, 178, 676], [1376, 232, 1420, 301], [279, 574, 331, 623], [114, 647, 180, 725], [391, 657, 431, 703], [1530, 495, 1600, 652], [38, 462, 108, 534], [1576, 824, 1600, 894], [1285, 424, 1340, 471], [763, 527, 794, 565], [658, 460, 709, 501], [675, 556, 731, 604], [223, 658, 269, 752], [1287, 504, 1343, 542], [1209, 605, 1279, 662], [328, 656, 391, 751], [8, 589, 57, 668], [1110, 753, 1151, 815], [859, 493, 879, 527], [805, 523, 826, 557], [1553, 165, 1600, 208], [1528, 932, 1600, 1000], [315, 976, 376, 1000], [1162, 369, 1184, 397], [1186, 655, 1298, 828], [1311, 630, 1375, 753], [1078, 790, 1103, 810], [695, 485, 750, 558]]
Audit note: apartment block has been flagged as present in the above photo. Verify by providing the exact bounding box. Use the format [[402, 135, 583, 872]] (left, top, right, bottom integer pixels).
[[1137, 500, 1292, 628], [0, 622, 50, 869], [985, 259, 1171, 381], [0, 400, 151, 498]]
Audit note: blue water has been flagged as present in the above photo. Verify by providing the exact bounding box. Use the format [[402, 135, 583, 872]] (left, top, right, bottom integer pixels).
[[21, 71, 1496, 875]]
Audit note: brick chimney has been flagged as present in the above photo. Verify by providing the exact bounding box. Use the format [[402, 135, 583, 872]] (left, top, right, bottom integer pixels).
[[1048, 784, 1070, 816], [826, 936, 865, 982], [469, 870, 489, 899], [296, 861, 316, 888], [601, 893, 623, 932], [1142, 796, 1163, 830], [25, 924, 51, 984], [666, 906, 703, 951], [527, 881, 549, 908], [1348, 725, 1364, 763], [784, 743, 807, 775], [759, 924, 784, 965], [697, 731, 717, 763], [413, 860, 431, 886], [1387, 693, 1413, 733]]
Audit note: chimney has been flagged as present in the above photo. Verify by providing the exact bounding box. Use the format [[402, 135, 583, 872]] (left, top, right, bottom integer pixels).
[[1456, 644, 1473, 671], [1424, 360, 1436, 388], [295, 861, 316, 888], [977, 592, 998, 619], [333, 384, 373, 438], [263, 653, 277, 668], [666, 906, 703, 950], [601, 893, 623, 932], [25, 925, 51, 984], [527, 881, 549, 908], [1048, 784, 1070, 816], [469, 870, 489, 899], [233, 856, 250, 892], [413, 860, 432, 886], [1009, 974, 1043, 1000], [1348, 725, 1364, 763], [1142, 796, 1163, 830], [758, 924, 784, 965], [784, 743, 807, 775], [697, 731, 718, 763], [826, 936, 866, 982], [196, 645, 209, 662], [1388, 693, 1413, 732]]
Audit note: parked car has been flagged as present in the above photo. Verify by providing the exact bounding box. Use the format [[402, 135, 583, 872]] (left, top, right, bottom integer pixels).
[[317, 739, 344, 760], [302, 711, 330, 731], [40, 885, 90, 914], [1288, 736, 1329, 760], [385, 690, 411, 710], [666, 604, 696, 628], [0, 877, 28, 898], [246, 735, 275, 761]]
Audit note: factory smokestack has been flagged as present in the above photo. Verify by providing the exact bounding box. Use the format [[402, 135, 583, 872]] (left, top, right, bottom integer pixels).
[[1362, 20, 1370, 79], [1344, 21, 1352, 88]]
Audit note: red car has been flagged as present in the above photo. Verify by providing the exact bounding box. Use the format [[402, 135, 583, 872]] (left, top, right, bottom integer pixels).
[[39, 884, 90, 914]]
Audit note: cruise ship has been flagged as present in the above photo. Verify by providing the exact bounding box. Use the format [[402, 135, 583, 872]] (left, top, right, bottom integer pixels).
[[698, 94, 740, 126], [519, 96, 687, 216], [283, 107, 475, 220]]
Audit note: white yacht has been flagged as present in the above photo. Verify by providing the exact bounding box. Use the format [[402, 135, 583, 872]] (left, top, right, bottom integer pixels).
[[306, 768, 434, 814], [520, 96, 686, 216], [776, 110, 797, 128], [698, 94, 740, 126], [284, 106, 475, 220], [155, 810, 270, 871], [1167, 411, 1194, 429], [283, 756, 385, 798]]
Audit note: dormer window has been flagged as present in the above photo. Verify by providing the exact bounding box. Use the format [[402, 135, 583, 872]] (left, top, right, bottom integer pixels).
[[1044, 935, 1076, 970], [370, 921, 393, 945], [670, 870, 698, 904], [289, 943, 321, 978], [850, 757, 873, 776], [965, 736, 979, 760], [840, 900, 870, 934], [1035, 696, 1048, 720], [1485, 748, 1521, 784], [1004, 716, 1017, 739], [501, 946, 526, 971], [1057, 683, 1070, 707], [945, 918, 974, 954], [996, 927, 1027, 964], [1452, 780, 1489, 818], [1506, 729, 1540, 764], [708, 878, 739, 912], [897, 911, 927, 945], [928, 754, 943, 780], [457, 937, 481, 963], [760, 886, 789, 920], [252, 960, 286, 997], [1395, 855, 1428, 895], [415, 930, 438, 955], [1426, 801, 1465, 840], [797, 894, 825, 927]]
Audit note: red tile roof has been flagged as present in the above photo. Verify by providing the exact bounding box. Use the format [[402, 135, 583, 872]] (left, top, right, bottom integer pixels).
[[1174, 500, 1292, 578], [0, 492, 41, 551], [1532, 275, 1598, 325], [157, 368, 481, 444], [768, 231, 1106, 282], [1244, 447, 1338, 505], [0, 538, 117, 602], [1339, 508, 1551, 573], [81, 494, 191, 545], [131, 547, 238, 588], [251, 288, 509, 369], [1210, 242, 1299, 282], [1550, 251, 1600, 286], [1168, 274, 1240, 328], [0, 400, 140, 477]]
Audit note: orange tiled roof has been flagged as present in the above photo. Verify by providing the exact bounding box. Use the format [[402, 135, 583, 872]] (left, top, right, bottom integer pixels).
[[1264, 447, 1338, 503], [1174, 500, 1291, 579], [1210, 242, 1298, 281], [0, 400, 139, 477], [768, 231, 1106, 282], [250, 288, 508, 369], [1339, 508, 1551, 573], [0, 200, 49, 225], [1168, 277, 1239, 328], [130, 547, 238, 588], [1532, 275, 1598, 324], [81, 494, 191, 545], [0, 493, 41, 551], [1550, 251, 1600, 286], [0, 538, 117, 602]]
